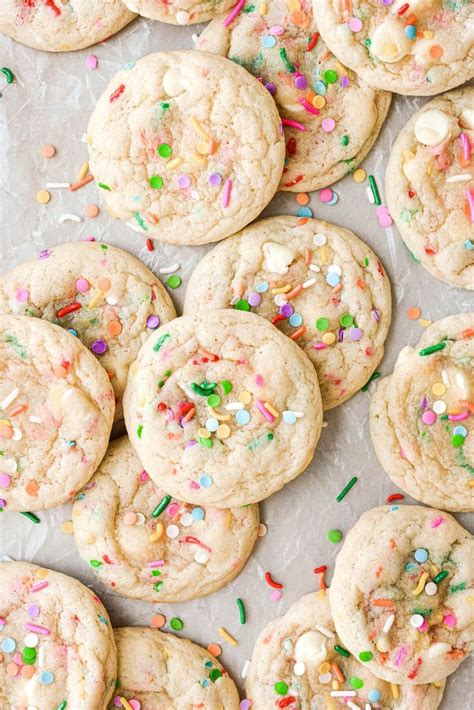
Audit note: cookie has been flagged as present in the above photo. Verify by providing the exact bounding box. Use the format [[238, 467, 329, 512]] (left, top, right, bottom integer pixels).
[[122, 0, 233, 26], [0, 0, 135, 52], [73, 436, 259, 602], [184, 216, 392, 410], [245, 590, 445, 709], [111, 627, 240, 709], [312, 0, 474, 95], [123, 309, 322, 506], [0, 315, 114, 512], [0, 242, 176, 425], [330, 505, 474, 685], [87, 50, 285, 246], [196, 0, 391, 192], [386, 87, 474, 289], [370, 313, 474, 512], [0, 561, 116, 709]]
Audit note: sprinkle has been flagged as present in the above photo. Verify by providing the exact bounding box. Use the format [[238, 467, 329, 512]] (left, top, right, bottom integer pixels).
[[1, 388, 20, 410], [24, 623, 50, 635], [383, 614, 395, 633], [368, 175, 381, 205], [36, 190, 51, 204], [336, 476, 358, 502], [20, 512, 40, 524], [152, 495, 171, 518], [433, 570, 449, 584], [46, 182, 70, 189], [58, 213, 81, 223], [218, 626, 238, 646], [446, 174, 472, 183], [85, 55, 98, 70], [56, 302, 81, 318], [419, 342, 446, 356], [412, 572, 429, 596], [31, 581, 48, 593], [299, 98, 320, 115], [69, 175, 94, 192], [223, 0, 245, 27], [109, 84, 125, 102], [331, 690, 356, 697], [334, 644, 350, 657], [119, 699, 133, 710], [1, 67, 15, 84], [264, 571, 283, 589], [221, 178, 232, 208], [159, 263, 180, 275], [170, 617, 183, 631], [279, 47, 295, 72], [327, 529, 342, 543], [281, 118, 306, 131], [236, 598, 246, 624]]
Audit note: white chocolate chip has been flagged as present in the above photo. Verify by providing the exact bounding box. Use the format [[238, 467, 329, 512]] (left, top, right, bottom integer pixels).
[[414, 109, 451, 145], [163, 68, 190, 97], [370, 17, 411, 63], [460, 109, 474, 129], [262, 242, 297, 274], [175, 10, 190, 24], [294, 630, 328, 666]]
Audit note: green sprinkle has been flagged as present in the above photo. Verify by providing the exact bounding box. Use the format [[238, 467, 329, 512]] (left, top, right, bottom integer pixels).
[[340, 313, 353, 328], [316, 317, 330, 331], [336, 476, 358, 502], [433, 570, 449, 584], [359, 651, 373, 662], [158, 143, 172, 158], [274, 681, 289, 695], [90, 560, 102, 568], [209, 668, 223, 681], [364, 257, 369, 266], [200, 437, 213, 449], [166, 274, 181, 289], [368, 175, 381, 205], [419, 342, 446, 356], [153, 333, 170, 352], [449, 582, 466, 593], [191, 381, 216, 396], [207, 394, 221, 408], [170, 617, 183, 631], [151, 570, 161, 577], [1, 67, 15, 84], [324, 69, 338, 84], [56, 703, 67, 710], [234, 299, 250, 311], [221, 380, 233, 395], [361, 371, 381, 392], [136, 424, 143, 439], [341, 134, 349, 146], [149, 175, 164, 189], [451, 434, 465, 448], [20, 512, 40, 524], [153, 581, 163, 592], [267, 432, 274, 440], [133, 211, 148, 231], [328, 529, 342, 543], [279, 47, 295, 73], [152, 494, 171, 518], [98, 182, 111, 191], [160, 102, 170, 111], [236, 598, 246, 624], [350, 676, 364, 689], [334, 644, 350, 657]]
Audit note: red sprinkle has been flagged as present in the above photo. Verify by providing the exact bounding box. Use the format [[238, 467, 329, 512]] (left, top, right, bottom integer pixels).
[[146, 239, 154, 252], [386, 493, 404, 503], [264, 571, 283, 589], [284, 174, 303, 188], [271, 314, 286, 325], [109, 84, 125, 102], [313, 565, 327, 574], [306, 32, 319, 51], [286, 138, 297, 157], [45, 0, 61, 15], [279, 698, 297, 708], [182, 536, 212, 553], [56, 302, 82, 318], [397, 2, 409, 13]]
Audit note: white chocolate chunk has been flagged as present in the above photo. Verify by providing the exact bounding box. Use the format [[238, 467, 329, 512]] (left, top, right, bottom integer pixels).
[[395, 345, 415, 368], [460, 109, 474, 129], [414, 109, 451, 145], [163, 68, 190, 96], [176, 10, 190, 24], [370, 17, 411, 63], [294, 630, 328, 667], [428, 642, 452, 658], [262, 242, 297, 274]]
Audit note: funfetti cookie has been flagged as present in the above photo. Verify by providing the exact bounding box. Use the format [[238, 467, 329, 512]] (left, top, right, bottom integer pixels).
[[386, 87, 474, 289], [123, 310, 322, 507], [122, 0, 233, 26], [0, 315, 114, 512], [184, 216, 392, 410], [87, 51, 285, 246], [0, 0, 135, 52], [73, 437, 260, 603], [370, 313, 474, 512], [312, 0, 474, 95], [196, 0, 391, 193], [0, 242, 176, 425], [330, 505, 474, 685], [111, 627, 240, 709], [0, 561, 116, 709], [245, 591, 445, 709]]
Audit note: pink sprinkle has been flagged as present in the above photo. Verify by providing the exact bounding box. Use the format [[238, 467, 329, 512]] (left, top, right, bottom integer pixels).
[[299, 98, 320, 115], [378, 212, 393, 228], [146, 560, 165, 568], [271, 590, 282, 601], [443, 613, 457, 629], [25, 623, 51, 635], [448, 411, 470, 422], [223, 0, 245, 27], [465, 188, 474, 223], [139, 470, 149, 483], [16, 287, 29, 302], [431, 516, 445, 528], [221, 178, 232, 208], [269, 25, 284, 35], [177, 174, 191, 189], [418, 619, 429, 632], [281, 118, 306, 132], [0, 473, 11, 488], [321, 118, 336, 132], [255, 374, 265, 387], [375, 206, 390, 217], [422, 410, 436, 425], [256, 399, 275, 423], [349, 17, 363, 31], [75, 278, 90, 293], [393, 644, 409, 667], [129, 701, 141, 710], [190, 480, 200, 489], [312, 343, 327, 350], [460, 132, 471, 162], [85, 55, 98, 70], [167, 503, 180, 517], [319, 188, 333, 203], [27, 604, 40, 618], [30, 581, 48, 593]]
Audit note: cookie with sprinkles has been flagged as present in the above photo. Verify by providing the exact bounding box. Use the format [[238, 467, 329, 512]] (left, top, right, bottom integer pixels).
[[121, 0, 233, 25], [245, 590, 445, 709], [0, 0, 135, 52], [0, 315, 114, 512], [195, 0, 391, 192], [370, 312, 474, 512], [73, 436, 259, 602], [110, 627, 240, 708], [312, 0, 474, 95], [386, 87, 474, 289], [0, 561, 116, 709], [123, 309, 322, 506], [0, 242, 176, 425], [330, 505, 474, 685], [87, 50, 285, 245], [184, 216, 392, 410]]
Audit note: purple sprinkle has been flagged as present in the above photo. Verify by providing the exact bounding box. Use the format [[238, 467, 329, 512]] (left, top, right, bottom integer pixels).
[[91, 339, 107, 355], [265, 82, 277, 95], [372, 308, 380, 322], [16, 288, 29, 303], [340, 75, 350, 88], [146, 314, 160, 329], [338, 328, 344, 342], [185, 440, 197, 448], [209, 173, 222, 187], [38, 249, 50, 259], [113, 698, 122, 708], [248, 292, 262, 307], [28, 604, 40, 618], [280, 303, 294, 318], [349, 327, 363, 341], [177, 175, 191, 189], [295, 75, 307, 89], [382, 0, 393, 4], [240, 701, 252, 710], [0, 498, 6, 508], [421, 396, 428, 411]]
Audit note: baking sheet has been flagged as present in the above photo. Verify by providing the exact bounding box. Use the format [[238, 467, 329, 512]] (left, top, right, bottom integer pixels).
[[0, 16, 472, 707]]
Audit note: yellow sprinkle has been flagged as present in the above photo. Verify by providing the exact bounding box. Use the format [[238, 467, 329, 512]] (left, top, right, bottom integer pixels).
[[432, 382, 446, 396], [207, 407, 231, 422], [319, 662, 331, 674], [469, 480, 474, 488], [390, 684, 400, 700], [77, 161, 89, 181], [86, 535, 95, 545], [191, 116, 213, 142], [0, 419, 11, 427], [238, 391, 252, 405], [402, 150, 416, 160], [431, 564, 440, 575], [166, 157, 184, 170], [36, 189, 51, 204], [88, 291, 105, 309], [313, 95, 326, 109], [149, 523, 163, 542], [218, 627, 238, 646], [264, 402, 279, 418], [316, 588, 326, 600], [224, 510, 233, 529], [419, 318, 432, 327], [35, 569, 49, 580], [412, 572, 429, 596], [322, 332, 336, 345], [432, 680, 443, 689], [198, 428, 212, 439], [288, 0, 300, 8], [319, 246, 329, 264], [120, 699, 133, 710], [191, 151, 207, 165], [216, 424, 231, 439], [331, 680, 340, 690], [196, 141, 210, 155], [259, 2, 267, 12], [62, 521, 74, 535], [353, 168, 366, 183], [271, 284, 291, 294], [423, 30, 434, 38]]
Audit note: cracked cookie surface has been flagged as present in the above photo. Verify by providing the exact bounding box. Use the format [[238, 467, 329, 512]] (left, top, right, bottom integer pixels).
[[122, 0, 233, 25]]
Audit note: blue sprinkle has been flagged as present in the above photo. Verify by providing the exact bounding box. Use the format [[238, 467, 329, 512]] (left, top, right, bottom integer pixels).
[[327, 192, 339, 205], [414, 548, 429, 563], [191, 507, 205, 521], [40, 671, 54, 685], [256, 281, 269, 293], [315, 80, 326, 95], [67, 328, 79, 337], [405, 24, 417, 39], [297, 207, 313, 218], [326, 272, 340, 286], [236, 409, 251, 425], [283, 411, 297, 424], [464, 239, 474, 250], [389, 505, 400, 511], [368, 689, 382, 703], [205, 417, 219, 432], [453, 426, 468, 438], [199, 474, 213, 488], [1, 638, 16, 653], [123, 61, 136, 70], [262, 36, 276, 48], [98, 614, 109, 625], [204, 660, 213, 668], [289, 313, 303, 327]]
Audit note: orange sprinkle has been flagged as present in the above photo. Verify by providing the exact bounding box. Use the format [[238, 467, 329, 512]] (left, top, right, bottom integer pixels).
[[53, 365, 68, 378], [460, 400, 474, 413], [331, 662, 345, 684], [332, 284, 342, 294], [458, 152, 470, 167], [9, 404, 28, 417], [320, 49, 331, 61], [198, 348, 219, 361], [304, 248, 312, 264], [97, 277, 111, 292], [151, 614, 166, 628], [296, 192, 310, 205], [145, 213, 159, 225], [448, 649, 465, 659], [389, 538, 397, 550], [69, 174, 93, 192], [375, 566, 384, 578], [285, 284, 303, 300], [407, 306, 421, 320], [6, 662, 20, 677], [182, 407, 196, 423], [85, 203, 100, 218], [41, 144, 56, 159], [297, 217, 309, 226], [371, 598, 395, 607], [429, 45, 443, 59], [0, 423, 13, 439], [25, 481, 40, 496], [108, 320, 122, 336], [290, 325, 307, 340], [305, 90, 316, 103], [356, 279, 366, 290], [207, 643, 222, 657], [21, 665, 35, 679], [405, 13, 416, 24], [462, 329, 474, 339]]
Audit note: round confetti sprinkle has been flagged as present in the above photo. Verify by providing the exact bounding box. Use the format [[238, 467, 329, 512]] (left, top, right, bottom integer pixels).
[[271, 589, 282, 601], [191, 507, 205, 521], [322, 332, 336, 345], [199, 474, 213, 488], [258, 523, 267, 537], [422, 410, 436, 426], [296, 193, 310, 205], [359, 651, 373, 662], [209, 172, 222, 186], [146, 314, 160, 329], [91, 339, 107, 355], [62, 520, 74, 535], [451, 434, 465, 447], [410, 614, 424, 628], [236, 409, 251, 425], [0, 473, 11, 488], [328, 529, 342, 543], [216, 424, 231, 439], [170, 617, 183, 631], [353, 168, 366, 183], [378, 212, 393, 227], [432, 382, 446, 396], [2, 638, 16, 653], [274, 681, 288, 695], [294, 661, 306, 676], [28, 604, 40, 618], [350, 677, 364, 689], [326, 272, 340, 286], [239, 391, 252, 404], [321, 118, 336, 133], [166, 274, 181, 289], [205, 418, 219, 433], [316, 317, 330, 331], [207, 643, 222, 657], [349, 16, 363, 31], [319, 188, 333, 203], [166, 524, 180, 538], [194, 549, 209, 564], [324, 69, 338, 84], [280, 303, 293, 318], [349, 327, 363, 341], [453, 426, 468, 438], [177, 175, 191, 189], [207, 394, 221, 408], [289, 313, 303, 327], [75, 277, 89, 293], [85, 203, 99, 218], [235, 299, 250, 311], [39, 671, 54, 685], [41, 144, 56, 158], [248, 292, 262, 307], [407, 306, 421, 320], [340, 313, 353, 328], [262, 35, 276, 47], [313, 95, 326, 109], [85, 55, 98, 69], [36, 190, 51, 204], [414, 548, 428, 563], [297, 206, 313, 218], [314, 233, 327, 246], [368, 689, 382, 703], [433, 400, 447, 414], [158, 143, 172, 158], [16, 287, 29, 302], [149, 175, 164, 189], [425, 582, 437, 596]]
